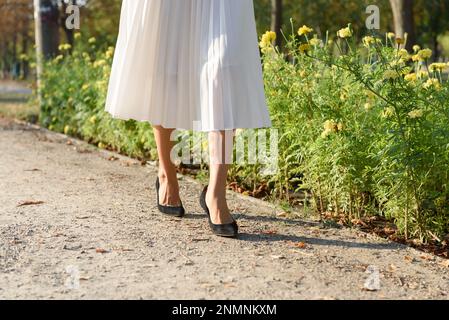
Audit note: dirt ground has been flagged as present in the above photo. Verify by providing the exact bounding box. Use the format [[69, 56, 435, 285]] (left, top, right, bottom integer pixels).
[[0, 116, 448, 300]]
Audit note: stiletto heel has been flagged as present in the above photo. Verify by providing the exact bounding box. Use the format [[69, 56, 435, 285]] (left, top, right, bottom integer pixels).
[[155, 177, 185, 217], [200, 186, 238, 238]]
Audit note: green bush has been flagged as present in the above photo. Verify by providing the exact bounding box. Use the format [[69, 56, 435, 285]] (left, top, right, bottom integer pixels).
[[37, 25, 449, 243], [38, 36, 157, 160], [260, 24, 449, 242]]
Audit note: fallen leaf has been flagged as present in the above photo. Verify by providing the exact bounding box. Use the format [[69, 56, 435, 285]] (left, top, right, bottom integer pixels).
[[404, 255, 415, 263], [95, 248, 110, 254], [287, 241, 307, 249], [270, 255, 286, 260], [420, 255, 435, 261], [261, 230, 278, 235], [17, 200, 44, 207]]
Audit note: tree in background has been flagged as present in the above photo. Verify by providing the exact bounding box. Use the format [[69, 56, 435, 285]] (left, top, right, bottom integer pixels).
[[35, 0, 60, 59], [415, 0, 449, 60], [1, 0, 449, 81], [389, 0, 416, 50], [0, 0, 33, 78], [271, 0, 283, 48]]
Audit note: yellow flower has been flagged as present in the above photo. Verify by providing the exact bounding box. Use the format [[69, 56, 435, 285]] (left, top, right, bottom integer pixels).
[[398, 49, 410, 60], [321, 130, 331, 139], [383, 70, 399, 80], [408, 109, 423, 119], [362, 36, 376, 47], [337, 27, 352, 39], [299, 43, 311, 54], [298, 25, 313, 36], [266, 31, 277, 42], [411, 54, 420, 62], [413, 45, 421, 53], [387, 32, 396, 39], [321, 120, 343, 138], [261, 46, 274, 54], [364, 103, 372, 111], [88, 37, 96, 44], [309, 37, 322, 47], [74, 33, 81, 40], [64, 125, 71, 135], [423, 78, 441, 90], [96, 80, 108, 90], [404, 73, 417, 82], [82, 84, 90, 91], [54, 55, 64, 62], [93, 59, 107, 68], [89, 115, 97, 124], [260, 31, 277, 49], [324, 119, 337, 132], [337, 123, 345, 131], [382, 107, 395, 118], [106, 47, 115, 59], [417, 48, 432, 61], [98, 142, 106, 149], [429, 63, 448, 72], [58, 43, 72, 51]]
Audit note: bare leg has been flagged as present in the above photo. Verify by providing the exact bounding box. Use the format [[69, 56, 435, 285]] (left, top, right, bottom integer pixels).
[[153, 125, 181, 206], [206, 130, 235, 224]]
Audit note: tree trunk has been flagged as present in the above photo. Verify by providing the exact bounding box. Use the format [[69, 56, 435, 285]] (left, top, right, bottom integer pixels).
[[389, 0, 416, 50], [34, 0, 60, 90], [271, 0, 283, 48], [40, 0, 60, 59], [61, 2, 75, 48]]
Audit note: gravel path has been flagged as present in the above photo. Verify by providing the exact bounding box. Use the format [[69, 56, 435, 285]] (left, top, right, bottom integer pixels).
[[0, 80, 32, 96], [0, 117, 448, 300]]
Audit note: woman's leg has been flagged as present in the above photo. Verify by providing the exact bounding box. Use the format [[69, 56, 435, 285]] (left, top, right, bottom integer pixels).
[[153, 125, 181, 206], [206, 130, 235, 224]]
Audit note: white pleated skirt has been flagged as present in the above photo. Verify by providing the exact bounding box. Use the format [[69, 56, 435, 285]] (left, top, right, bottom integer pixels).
[[105, 0, 272, 132]]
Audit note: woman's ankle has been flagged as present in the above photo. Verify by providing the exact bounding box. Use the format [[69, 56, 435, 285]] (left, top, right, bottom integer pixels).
[[158, 169, 177, 182]]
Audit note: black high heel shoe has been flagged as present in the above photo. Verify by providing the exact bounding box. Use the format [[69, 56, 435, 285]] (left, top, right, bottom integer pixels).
[[200, 186, 238, 238], [155, 177, 185, 217]]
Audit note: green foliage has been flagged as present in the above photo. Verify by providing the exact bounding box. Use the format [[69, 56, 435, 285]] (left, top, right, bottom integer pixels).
[[261, 23, 449, 242], [37, 36, 157, 160]]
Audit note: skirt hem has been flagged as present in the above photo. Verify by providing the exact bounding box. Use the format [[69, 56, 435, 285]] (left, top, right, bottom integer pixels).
[[105, 109, 272, 132]]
